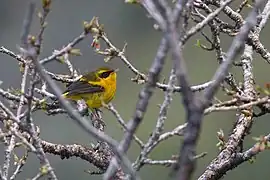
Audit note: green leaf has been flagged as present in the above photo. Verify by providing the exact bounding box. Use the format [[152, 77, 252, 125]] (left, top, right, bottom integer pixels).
[[13, 153, 19, 166], [195, 39, 201, 47], [125, 0, 139, 4], [104, 56, 113, 62], [40, 165, 49, 175], [57, 55, 65, 64], [248, 156, 256, 164], [252, 136, 261, 142], [69, 48, 82, 56]]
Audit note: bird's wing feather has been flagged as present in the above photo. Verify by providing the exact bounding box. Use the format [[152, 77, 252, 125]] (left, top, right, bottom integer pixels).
[[63, 80, 104, 96]]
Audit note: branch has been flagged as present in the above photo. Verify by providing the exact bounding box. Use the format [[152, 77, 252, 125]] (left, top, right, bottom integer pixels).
[[20, 2, 35, 46], [182, 0, 234, 43], [104, 36, 168, 180], [162, 0, 203, 178], [31, 48, 136, 179], [41, 140, 111, 171], [140, 0, 167, 30], [199, 1, 267, 179], [39, 32, 87, 65], [104, 103, 144, 148], [235, 134, 270, 163], [204, 97, 270, 115], [97, 23, 210, 93], [202, 0, 262, 106], [199, 133, 270, 180], [2, 63, 30, 180], [133, 69, 177, 171], [103, 2, 172, 176], [0, 47, 25, 63], [0, 100, 57, 179], [209, 0, 270, 64]]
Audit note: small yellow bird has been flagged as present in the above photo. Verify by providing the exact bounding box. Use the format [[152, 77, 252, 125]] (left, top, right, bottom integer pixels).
[[62, 67, 118, 112]]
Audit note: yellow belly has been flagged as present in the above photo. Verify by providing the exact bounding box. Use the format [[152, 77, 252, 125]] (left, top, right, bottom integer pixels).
[[64, 83, 116, 109], [83, 86, 116, 109]]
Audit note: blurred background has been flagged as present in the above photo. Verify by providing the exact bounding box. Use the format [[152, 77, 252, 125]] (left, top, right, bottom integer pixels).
[[0, 0, 269, 179]]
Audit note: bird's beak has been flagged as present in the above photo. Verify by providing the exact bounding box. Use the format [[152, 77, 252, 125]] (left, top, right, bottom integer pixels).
[[113, 68, 119, 72]]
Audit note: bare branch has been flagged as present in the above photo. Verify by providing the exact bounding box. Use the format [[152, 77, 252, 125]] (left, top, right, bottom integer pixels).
[[0, 99, 57, 179], [98, 26, 210, 94], [182, 0, 234, 43], [105, 103, 144, 148], [159, 80, 213, 93], [140, 1, 166, 30], [133, 69, 176, 171], [0, 46, 25, 63], [2, 63, 29, 180], [199, 1, 267, 178], [41, 140, 111, 171], [202, 0, 263, 106], [257, 0, 270, 31], [199, 133, 270, 180], [235, 133, 270, 162], [1, 2, 36, 179], [158, 124, 186, 142], [20, 2, 35, 46], [39, 32, 87, 65], [204, 97, 270, 114], [16, 65, 29, 117], [159, 0, 203, 178]]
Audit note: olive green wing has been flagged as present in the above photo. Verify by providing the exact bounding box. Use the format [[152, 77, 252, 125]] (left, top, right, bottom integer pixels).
[[63, 79, 104, 96]]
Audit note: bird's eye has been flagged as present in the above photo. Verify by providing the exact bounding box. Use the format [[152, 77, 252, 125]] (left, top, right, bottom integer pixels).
[[99, 71, 112, 78]]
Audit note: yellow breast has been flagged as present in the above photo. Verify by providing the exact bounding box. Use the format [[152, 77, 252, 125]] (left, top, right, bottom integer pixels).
[[85, 81, 116, 109]]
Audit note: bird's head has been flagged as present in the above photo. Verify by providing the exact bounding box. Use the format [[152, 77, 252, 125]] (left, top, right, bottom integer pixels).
[[95, 67, 118, 84]]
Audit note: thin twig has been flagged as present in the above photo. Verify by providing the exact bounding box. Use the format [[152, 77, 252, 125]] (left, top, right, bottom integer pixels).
[[204, 97, 270, 115], [105, 103, 144, 148], [40, 32, 87, 65], [1, 60, 29, 180], [182, 0, 234, 43], [20, 2, 35, 46]]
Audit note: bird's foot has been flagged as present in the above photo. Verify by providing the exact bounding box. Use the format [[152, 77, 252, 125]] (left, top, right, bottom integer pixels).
[[95, 108, 103, 114], [90, 110, 106, 129]]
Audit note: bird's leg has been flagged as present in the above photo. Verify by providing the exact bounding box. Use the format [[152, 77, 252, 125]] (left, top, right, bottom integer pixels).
[[90, 108, 107, 151], [90, 108, 99, 119], [95, 108, 103, 114], [90, 108, 106, 128]]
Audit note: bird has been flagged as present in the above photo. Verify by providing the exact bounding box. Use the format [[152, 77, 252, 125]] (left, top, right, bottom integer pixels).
[[62, 67, 118, 114]]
